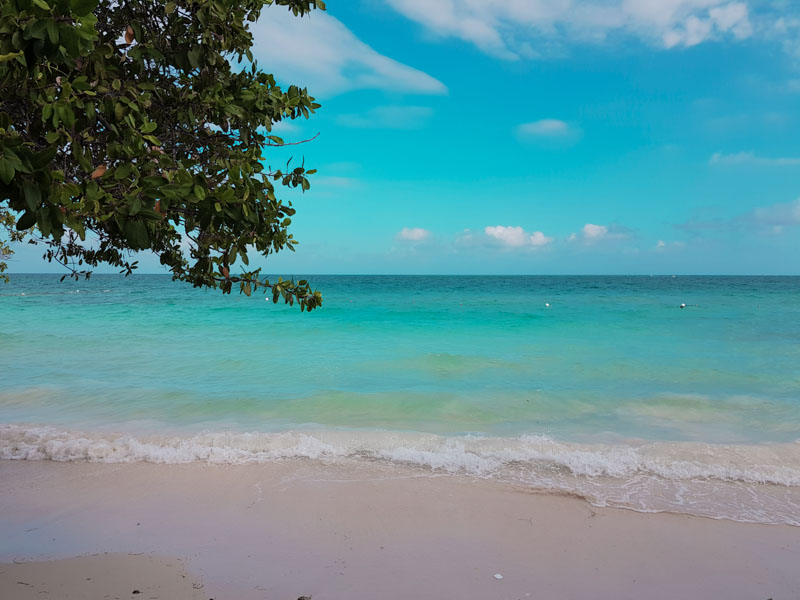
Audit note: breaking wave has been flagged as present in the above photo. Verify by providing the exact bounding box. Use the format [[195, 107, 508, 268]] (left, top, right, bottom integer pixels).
[[2, 424, 799, 525]]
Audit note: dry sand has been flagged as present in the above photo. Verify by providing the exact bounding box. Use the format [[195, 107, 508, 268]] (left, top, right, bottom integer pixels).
[[0, 553, 205, 600], [1, 459, 799, 600]]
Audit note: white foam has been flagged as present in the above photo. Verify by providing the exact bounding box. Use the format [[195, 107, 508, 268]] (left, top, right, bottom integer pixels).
[[2, 424, 800, 525]]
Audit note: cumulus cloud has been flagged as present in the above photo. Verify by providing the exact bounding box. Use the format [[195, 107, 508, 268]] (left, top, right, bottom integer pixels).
[[484, 225, 553, 248], [251, 9, 446, 96], [397, 227, 432, 242], [709, 152, 800, 166], [337, 105, 434, 129], [570, 223, 632, 244], [385, 0, 758, 59]]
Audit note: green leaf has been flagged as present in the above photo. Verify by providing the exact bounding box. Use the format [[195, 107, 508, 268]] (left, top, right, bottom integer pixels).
[[33, 0, 51, 10], [56, 104, 75, 130], [124, 220, 149, 249], [16, 211, 37, 231], [46, 19, 58, 44], [0, 51, 23, 63], [0, 159, 14, 184], [187, 47, 202, 69], [69, 0, 98, 17], [23, 182, 42, 212], [31, 145, 58, 169], [114, 163, 132, 179]]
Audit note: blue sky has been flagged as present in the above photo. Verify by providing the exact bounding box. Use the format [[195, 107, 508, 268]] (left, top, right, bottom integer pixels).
[[11, 0, 800, 274]]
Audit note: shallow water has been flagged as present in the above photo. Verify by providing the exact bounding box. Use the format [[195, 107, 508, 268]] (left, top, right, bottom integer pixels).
[[2, 274, 799, 523]]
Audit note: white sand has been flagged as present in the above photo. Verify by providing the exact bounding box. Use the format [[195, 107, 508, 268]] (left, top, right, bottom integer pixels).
[[0, 553, 204, 600], [1, 459, 799, 599]]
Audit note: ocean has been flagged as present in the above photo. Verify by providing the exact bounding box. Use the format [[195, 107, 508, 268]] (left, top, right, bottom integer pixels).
[[1, 274, 799, 525]]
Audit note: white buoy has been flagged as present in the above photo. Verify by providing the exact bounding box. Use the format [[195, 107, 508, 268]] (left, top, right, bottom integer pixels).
[[545, 302, 550, 308], [680, 303, 686, 309]]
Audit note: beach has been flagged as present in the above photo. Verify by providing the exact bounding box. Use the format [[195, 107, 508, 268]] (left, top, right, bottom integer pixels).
[[2, 459, 799, 600], [3, 0, 800, 592]]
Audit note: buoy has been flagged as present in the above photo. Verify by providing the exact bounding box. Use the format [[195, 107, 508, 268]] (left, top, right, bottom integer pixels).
[[545, 302, 550, 308], [680, 303, 686, 309]]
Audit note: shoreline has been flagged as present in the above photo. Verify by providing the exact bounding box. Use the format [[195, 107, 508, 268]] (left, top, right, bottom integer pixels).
[[3, 422, 800, 526], [2, 459, 799, 599]]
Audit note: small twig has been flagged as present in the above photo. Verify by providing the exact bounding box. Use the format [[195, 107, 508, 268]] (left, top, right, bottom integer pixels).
[[265, 132, 320, 147]]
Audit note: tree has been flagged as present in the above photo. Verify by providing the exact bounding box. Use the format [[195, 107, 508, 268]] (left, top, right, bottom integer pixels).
[[0, 0, 324, 310]]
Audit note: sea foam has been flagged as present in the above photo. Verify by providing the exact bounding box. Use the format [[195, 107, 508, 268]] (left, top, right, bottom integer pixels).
[[2, 424, 799, 526]]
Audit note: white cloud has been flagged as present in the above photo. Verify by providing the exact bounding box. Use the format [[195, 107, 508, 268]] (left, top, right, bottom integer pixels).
[[709, 151, 800, 166], [251, 9, 446, 96], [676, 197, 800, 234], [770, 16, 800, 63], [385, 0, 758, 59], [571, 223, 632, 244], [584, 223, 609, 240], [748, 198, 800, 228], [516, 119, 572, 137], [655, 239, 686, 250], [484, 225, 553, 248], [397, 227, 432, 242], [269, 120, 301, 135], [337, 105, 434, 129], [313, 176, 359, 188]]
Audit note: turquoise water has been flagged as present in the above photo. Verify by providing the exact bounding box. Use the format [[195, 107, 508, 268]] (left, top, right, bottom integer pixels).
[[2, 274, 800, 523]]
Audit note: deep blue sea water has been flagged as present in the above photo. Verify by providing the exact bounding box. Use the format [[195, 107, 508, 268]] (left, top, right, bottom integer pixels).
[[2, 274, 799, 524]]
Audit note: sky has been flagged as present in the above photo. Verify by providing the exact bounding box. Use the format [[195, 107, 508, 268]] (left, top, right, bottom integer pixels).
[[10, 0, 800, 274]]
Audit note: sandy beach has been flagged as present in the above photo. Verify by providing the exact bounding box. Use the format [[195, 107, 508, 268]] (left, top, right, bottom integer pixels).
[[0, 553, 205, 600], [1, 459, 798, 600]]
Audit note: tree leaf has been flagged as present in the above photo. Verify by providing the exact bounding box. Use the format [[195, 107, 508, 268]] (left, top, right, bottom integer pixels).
[[124, 220, 149, 249], [23, 182, 42, 212], [69, 0, 98, 17], [0, 159, 14, 184]]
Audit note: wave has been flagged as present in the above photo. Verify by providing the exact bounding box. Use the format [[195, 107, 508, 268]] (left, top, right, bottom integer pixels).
[[2, 424, 799, 525]]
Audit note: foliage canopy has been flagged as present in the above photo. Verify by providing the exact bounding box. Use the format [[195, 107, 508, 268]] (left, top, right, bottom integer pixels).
[[0, 0, 324, 310]]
